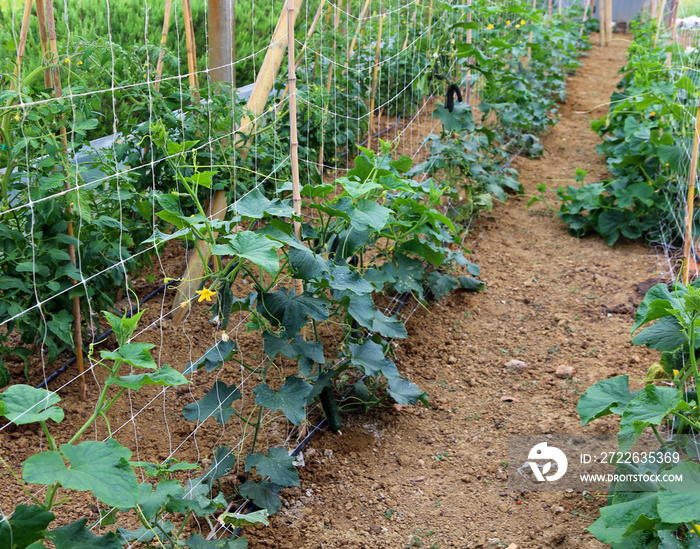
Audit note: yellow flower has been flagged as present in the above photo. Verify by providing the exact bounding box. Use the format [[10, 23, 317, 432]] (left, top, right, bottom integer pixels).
[[521, 19, 526, 25], [64, 57, 70, 64], [180, 300, 190, 308], [673, 369, 680, 376], [196, 288, 217, 302], [78, 59, 83, 65], [515, 24, 521, 28], [506, 20, 511, 25], [487, 23, 494, 30], [650, 111, 656, 116], [13, 113, 20, 122]]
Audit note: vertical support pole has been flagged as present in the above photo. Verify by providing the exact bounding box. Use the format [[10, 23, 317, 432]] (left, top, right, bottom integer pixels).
[[287, 0, 303, 299], [182, 0, 200, 98], [349, 0, 371, 59], [598, 0, 605, 47], [34, 0, 51, 88], [154, 0, 173, 92], [548, 0, 553, 22], [208, 0, 235, 84], [670, 0, 680, 41], [45, 0, 88, 400], [528, 0, 536, 58], [367, 6, 384, 152], [606, 0, 613, 43], [654, 0, 666, 48], [172, 0, 304, 318], [683, 102, 700, 286], [465, 0, 473, 108], [11, 0, 34, 91]]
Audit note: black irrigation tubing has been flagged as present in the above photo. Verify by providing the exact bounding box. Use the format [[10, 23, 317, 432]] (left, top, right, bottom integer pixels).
[[231, 290, 413, 540]]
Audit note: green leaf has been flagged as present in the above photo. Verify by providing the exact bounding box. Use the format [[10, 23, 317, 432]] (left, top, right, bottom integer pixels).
[[392, 254, 424, 298], [371, 311, 407, 339], [657, 462, 700, 524], [0, 504, 54, 549], [16, 261, 50, 277], [262, 334, 324, 364], [137, 479, 183, 521], [238, 480, 283, 514], [46, 518, 121, 549], [328, 264, 374, 294], [182, 381, 242, 425], [427, 271, 459, 299], [347, 199, 392, 231], [256, 290, 328, 339], [233, 190, 295, 219], [100, 343, 157, 369], [457, 275, 485, 292], [632, 317, 687, 352], [105, 366, 188, 390], [618, 385, 687, 451], [577, 376, 638, 425], [632, 283, 683, 333], [387, 378, 429, 407], [587, 516, 625, 544], [348, 340, 400, 380], [288, 248, 330, 280], [0, 385, 64, 425], [183, 339, 237, 374], [599, 493, 658, 533], [212, 232, 282, 275], [23, 439, 138, 508], [219, 509, 270, 527], [254, 376, 312, 426], [189, 171, 216, 189], [245, 447, 299, 487]]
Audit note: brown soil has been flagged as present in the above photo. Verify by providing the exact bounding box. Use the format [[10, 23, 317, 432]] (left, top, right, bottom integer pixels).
[[0, 32, 658, 549]]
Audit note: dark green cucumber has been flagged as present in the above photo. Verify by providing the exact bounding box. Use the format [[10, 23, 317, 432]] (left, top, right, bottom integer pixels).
[[320, 385, 342, 433]]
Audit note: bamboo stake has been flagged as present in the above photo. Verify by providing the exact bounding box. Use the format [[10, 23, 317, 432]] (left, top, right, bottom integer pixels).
[[367, 6, 384, 152], [154, 0, 173, 92], [598, 0, 605, 47], [670, 0, 680, 41], [287, 0, 303, 299], [654, 0, 666, 48], [45, 0, 88, 401], [548, 0, 552, 23], [465, 0, 473, 108], [34, 0, 51, 88], [172, 0, 304, 319], [349, 0, 371, 59], [528, 0, 535, 59], [606, 0, 613, 44], [683, 101, 700, 286], [558, 0, 562, 15], [182, 0, 199, 98], [426, 0, 434, 47], [10, 0, 33, 91], [317, 0, 344, 174]]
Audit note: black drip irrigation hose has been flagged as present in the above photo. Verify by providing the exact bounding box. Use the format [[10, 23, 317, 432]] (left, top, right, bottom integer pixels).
[[231, 290, 412, 540]]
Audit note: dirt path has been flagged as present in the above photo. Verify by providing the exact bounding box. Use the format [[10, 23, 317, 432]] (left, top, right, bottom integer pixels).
[[247, 34, 660, 549]]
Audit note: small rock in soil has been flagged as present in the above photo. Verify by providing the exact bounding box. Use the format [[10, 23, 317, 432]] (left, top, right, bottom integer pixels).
[[504, 359, 528, 372], [555, 365, 575, 378]]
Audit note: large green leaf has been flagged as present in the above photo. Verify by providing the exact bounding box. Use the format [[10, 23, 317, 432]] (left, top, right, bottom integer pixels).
[[254, 376, 312, 425], [100, 343, 157, 369], [245, 447, 299, 487], [219, 509, 270, 527], [347, 199, 392, 231], [257, 290, 329, 339], [195, 446, 237, 490], [262, 333, 324, 364], [46, 518, 121, 549], [238, 480, 283, 514], [0, 504, 54, 549], [184, 534, 248, 549], [632, 283, 684, 332], [232, 189, 295, 219], [618, 385, 688, 452], [137, 479, 183, 521], [0, 385, 64, 425], [387, 378, 429, 407], [348, 340, 400, 380], [105, 366, 188, 390], [288, 248, 330, 280], [587, 516, 625, 544], [599, 492, 659, 533], [577, 376, 639, 425], [212, 232, 282, 275], [183, 339, 237, 374], [23, 439, 138, 508], [632, 316, 687, 351], [182, 381, 242, 425], [371, 311, 407, 339], [657, 462, 700, 523]]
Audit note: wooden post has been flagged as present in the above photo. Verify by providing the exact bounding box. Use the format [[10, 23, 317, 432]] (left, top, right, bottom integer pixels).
[[670, 0, 680, 41], [367, 7, 384, 151], [154, 0, 173, 92], [683, 102, 700, 285], [548, 0, 553, 22], [606, 0, 613, 43], [654, 0, 666, 48], [182, 0, 200, 97], [287, 0, 303, 299], [598, 0, 605, 47], [558, 0, 562, 15], [172, 0, 305, 319], [45, 0, 88, 401], [349, 0, 371, 59]]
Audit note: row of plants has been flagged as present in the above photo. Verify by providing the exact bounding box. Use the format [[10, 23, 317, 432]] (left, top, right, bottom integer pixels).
[[556, 17, 697, 246], [0, 3, 592, 546]]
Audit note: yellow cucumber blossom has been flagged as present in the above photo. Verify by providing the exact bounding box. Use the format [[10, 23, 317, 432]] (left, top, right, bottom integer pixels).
[[196, 288, 217, 302]]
